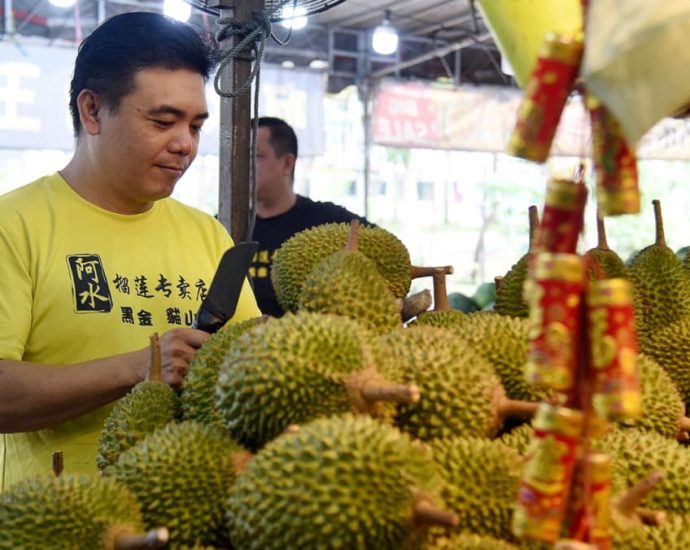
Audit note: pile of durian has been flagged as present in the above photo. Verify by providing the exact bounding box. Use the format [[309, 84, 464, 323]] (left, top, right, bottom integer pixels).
[[4, 204, 690, 550]]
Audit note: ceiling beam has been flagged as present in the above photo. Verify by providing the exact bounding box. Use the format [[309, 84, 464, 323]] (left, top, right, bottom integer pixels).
[[371, 31, 492, 78]]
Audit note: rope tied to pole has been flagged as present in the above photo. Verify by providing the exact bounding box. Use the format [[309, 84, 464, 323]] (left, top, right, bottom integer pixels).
[[214, 11, 272, 99], [212, 0, 294, 241]]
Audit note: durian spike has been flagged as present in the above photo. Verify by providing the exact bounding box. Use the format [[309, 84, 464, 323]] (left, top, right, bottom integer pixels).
[[283, 423, 301, 434], [677, 415, 690, 442], [401, 289, 433, 322], [432, 269, 450, 312], [113, 527, 169, 549], [345, 219, 360, 252], [146, 333, 161, 383], [361, 381, 421, 405], [651, 199, 667, 247], [410, 265, 454, 280], [52, 450, 63, 477], [636, 507, 667, 526], [527, 204, 540, 254], [412, 499, 459, 528], [615, 471, 664, 517]]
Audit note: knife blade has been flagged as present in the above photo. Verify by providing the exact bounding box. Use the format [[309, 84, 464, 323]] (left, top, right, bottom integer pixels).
[[192, 241, 259, 333]]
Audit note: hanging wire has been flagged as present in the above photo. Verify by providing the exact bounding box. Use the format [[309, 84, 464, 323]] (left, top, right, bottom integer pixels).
[[270, 0, 298, 46], [211, 0, 293, 240]]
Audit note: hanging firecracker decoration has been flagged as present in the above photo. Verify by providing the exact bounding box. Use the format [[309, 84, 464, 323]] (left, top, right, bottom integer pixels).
[[587, 93, 640, 216], [587, 278, 641, 421], [564, 452, 612, 549], [508, 33, 584, 163], [513, 403, 584, 543], [537, 177, 588, 254], [524, 253, 587, 392]]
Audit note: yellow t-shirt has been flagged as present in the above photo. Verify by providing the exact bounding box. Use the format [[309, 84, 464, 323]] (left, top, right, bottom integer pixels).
[[0, 173, 259, 490]]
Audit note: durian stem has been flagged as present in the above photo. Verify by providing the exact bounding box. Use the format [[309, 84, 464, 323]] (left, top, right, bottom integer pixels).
[[554, 542, 596, 550], [114, 527, 169, 549], [412, 499, 459, 528], [432, 271, 450, 312], [401, 289, 432, 322], [636, 507, 667, 526], [652, 199, 666, 247], [147, 333, 161, 383], [616, 471, 664, 517], [346, 219, 360, 252], [232, 450, 254, 474], [494, 275, 503, 291], [410, 265, 454, 280], [596, 215, 610, 251], [52, 450, 63, 477], [527, 204, 540, 254], [361, 382, 420, 405], [497, 397, 539, 420]]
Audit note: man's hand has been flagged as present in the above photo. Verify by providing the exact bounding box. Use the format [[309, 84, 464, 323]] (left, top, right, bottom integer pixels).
[[157, 328, 210, 389]]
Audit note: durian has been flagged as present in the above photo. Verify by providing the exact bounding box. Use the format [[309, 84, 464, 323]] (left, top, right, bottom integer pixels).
[[417, 312, 550, 403], [630, 199, 690, 343], [424, 532, 520, 550], [431, 437, 521, 541], [621, 354, 690, 441], [375, 326, 537, 441], [643, 514, 690, 550], [227, 415, 456, 550], [585, 216, 630, 281], [494, 205, 538, 318], [605, 428, 690, 515], [97, 333, 177, 471], [271, 222, 412, 312], [181, 316, 266, 427], [297, 220, 401, 333], [109, 420, 248, 547], [215, 312, 418, 450], [499, 422, 535, 455], [0, 473, 158, 550]]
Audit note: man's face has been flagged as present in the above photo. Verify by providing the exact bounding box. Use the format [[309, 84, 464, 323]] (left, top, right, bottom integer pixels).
[[256, 126, 292, 202], [92, 67, 208, 212]]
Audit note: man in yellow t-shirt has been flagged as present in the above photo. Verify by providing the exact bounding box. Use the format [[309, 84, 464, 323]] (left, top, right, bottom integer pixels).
[[0, 12, 259, 490]]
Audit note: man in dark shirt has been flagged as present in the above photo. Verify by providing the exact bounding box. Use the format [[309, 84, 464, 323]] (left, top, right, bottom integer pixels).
[[250, 117, 368, 317]]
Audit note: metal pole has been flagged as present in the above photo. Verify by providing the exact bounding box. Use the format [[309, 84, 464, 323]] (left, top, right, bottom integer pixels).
[[97, 0, 106, 24], [212, 0, 264, 243], [4, 0, 15, 35], [361, 78, 372, 220]]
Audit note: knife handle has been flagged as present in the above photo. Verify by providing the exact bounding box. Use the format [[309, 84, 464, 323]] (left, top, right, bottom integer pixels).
[[192, 306, 227, 334]]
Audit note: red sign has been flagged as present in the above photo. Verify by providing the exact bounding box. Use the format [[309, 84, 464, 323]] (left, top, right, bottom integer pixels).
[[372, 84, 439, 147]]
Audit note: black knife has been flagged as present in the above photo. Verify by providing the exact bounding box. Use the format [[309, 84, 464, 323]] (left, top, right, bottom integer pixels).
[[192, 241, 259, 333]]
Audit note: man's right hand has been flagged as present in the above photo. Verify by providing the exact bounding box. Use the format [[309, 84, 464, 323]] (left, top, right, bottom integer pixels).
[[156, 327, 211, 389]]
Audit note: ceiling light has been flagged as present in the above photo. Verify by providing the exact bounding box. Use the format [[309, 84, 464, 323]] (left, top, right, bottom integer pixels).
[[372, 11, 398, 56], [49, 0, 76, 7], [164, 0, 192, 22], [309, 59, 329, 70], [501, 56, 515, 76], [281, 60, 296, 69], [280, 5, 308, 31]]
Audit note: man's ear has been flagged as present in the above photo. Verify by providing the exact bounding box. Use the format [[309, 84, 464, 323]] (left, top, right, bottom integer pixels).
[[282, 154, 296, 177], [77, 90, 103, 135]]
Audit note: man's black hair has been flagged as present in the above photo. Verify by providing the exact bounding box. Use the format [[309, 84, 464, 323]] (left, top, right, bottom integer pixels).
[[258, 116, 299, 160], [69, 11, 217, 137]]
